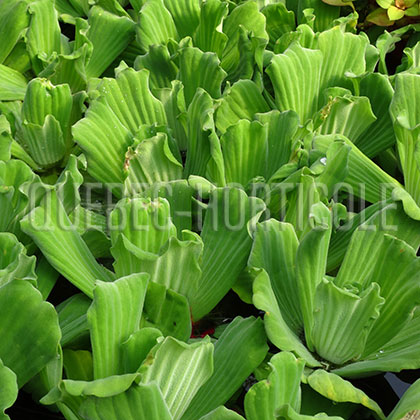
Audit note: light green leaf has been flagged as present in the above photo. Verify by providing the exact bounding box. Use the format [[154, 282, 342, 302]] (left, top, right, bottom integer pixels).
[[63, 350, 94, 382], [163, 0, 200, 38], [21, 190, 113, 298], [79, 383, 172, 420], [296, 202, 332, 350], [221, 120, 268, 185], [262, 3, 296, 49], [82, 6, 136, 79], [88, 274, 149, 379], [267, 43, 323, 123], [312, 280, 384, 365], [182, 316, 268, 420], [139, 336, 214, 420], [245, 352, 305, 420], [0, 280, 61, 387], [142, 281, 192, 341], [249, 220, 302, 334], [136, 0, 179, 52], [178, 46, 227, 106], [356, 73, 395, 157], [0, 0, 29, 64], [387, 378, 420, 420], [297, 0, 341, 31], [333, 307, 420, 377], [199, 406, 245, 420], [184, 88, 224, 183], [307, 370, 385, 419], [390, 74, 420, 206], [0, 359, 17, 420], [73, 68, 166, 186], [0, 232, 36, 286], [215, 80, 270, 134], [0, 64, 27, 101], [121, 328, 163, 374], [193, 0, 228, 56], [124, 133, 183, 194], [58, 294, 91, 348], [191, 187, 265, 320], [253, 270, 321, 367]]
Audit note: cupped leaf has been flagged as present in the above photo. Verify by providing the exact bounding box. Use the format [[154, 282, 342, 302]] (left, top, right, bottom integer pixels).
[[253, 270, 321, 367], [136, 0, 179, 52], [163, 0, 200, 38], [296, 202, 332, 350], [182, 316, 268, 420], [0, 232, 36, 286], [199, 406, 245, 420], [87, 274, 149, 379], [0, 280, 61, 387], [21, 190, 113, 298], [79, 382, 172, 420], [124, 132, 183, 195], [0, 359, 18, 420], [311, 280, 384, 365], [215, 79, 270, 134], [387, 378, 420, 420], [142, 281, 192, 341], [0, 64, 27, 101], [249, 220, 302, 334], [307, 370, 384, 419], [139, 336, 214, 420], [73, 68, 166, 185], [191, 187, 265, 320], [245, 352, 305, 420]]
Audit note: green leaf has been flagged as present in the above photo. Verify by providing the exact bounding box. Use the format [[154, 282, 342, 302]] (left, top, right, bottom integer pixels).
[[178, 46, 227, 106], [356, 73, 395, 157], [387, 5, 405, 21], [79, 383, 172, 420], [139, 336, 214, 420], [82, 6, 136, 79], [0, 64, 27, 101], [199, 407, 245, 420], [88, 274, 149, 379], [387, 378, 420, 420], [136, 0, 178, 52], [253, 270, 321, 367], [121, 328, 163, 374], [332, 307, 420, 377], [296, 202, 332, 350], [184, 89, 224, 183], [193, 0, 228, 56], [73, 68, 166, 186], [58, 294, 91, 348], [267, 43, 323, 123], [262, 3, 296, 49], [182, 316, 268, 420], [0, 232, 36, 286], [110, 196, 176, 254], [245, 352, 305, 420], [316, 91, 377, 143], [142, 281, 192, 341], [21, 190, 113, 298], [191, 187, 265, 320], [124, 133, 183, 195], [63, 349, 94, 382], [221, 120, 268, 185], [26, 0, 61, 74], [0, 358, 18, 420], [0, 0, 29, 64], [312, 280, 384, 365], [249, 220, 302, 334], [163, 0, 200, 38], [307, 370, 385, 419], [221, 1, 268, 75], [215, 80, 270, 134], [0, 280, 61, 387], [297, 0, 341, 32], [390, 74, 420, 206]]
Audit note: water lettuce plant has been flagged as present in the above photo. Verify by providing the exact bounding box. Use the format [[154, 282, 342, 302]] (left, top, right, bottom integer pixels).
[[1, 0, 420, 419]]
